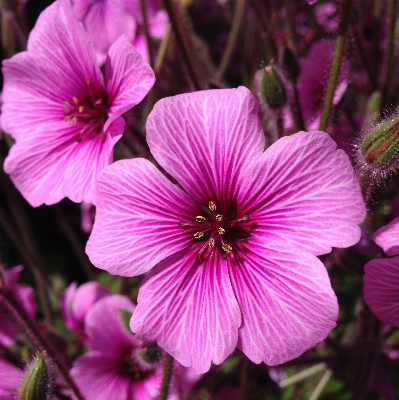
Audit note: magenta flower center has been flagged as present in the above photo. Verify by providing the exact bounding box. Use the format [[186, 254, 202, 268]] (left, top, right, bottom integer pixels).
[[64, 78, 109, 142], [180, 201, 251, 263]]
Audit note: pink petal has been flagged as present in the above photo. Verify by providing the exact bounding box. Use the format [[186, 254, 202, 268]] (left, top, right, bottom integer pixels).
[[71, 353, 132, 400], [0, 359, 21, 397], [130, 249, 241, 374], [364, 257, 399, 326], [85, 295, 136, 355], [104, 35, 155, 131], [374, 217, 399, 256], [86, 158, 198, 276], [146, 87, 265, 210], [230, 239, 338, 365], [73, 0, 136, 56], [4, 125, 116, 206], [237, 130, 365, 256], [26, 0, 103, 87]]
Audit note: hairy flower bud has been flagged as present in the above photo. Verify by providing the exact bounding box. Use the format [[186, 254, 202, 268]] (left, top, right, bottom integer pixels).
[[358, 114, 399, 171], [19, 351, 50, 400], [260, 66, 287, 109]]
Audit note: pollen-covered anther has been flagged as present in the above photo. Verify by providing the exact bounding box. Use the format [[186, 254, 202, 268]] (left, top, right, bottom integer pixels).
[[222, 243, 233, 252], [218, 227, 225, 235], [195, 215, 206, 223], [209, 201, 216, 211], [194, 232, 204, 239], [208, 238, 215, 248], [215, 214, 222, 222]]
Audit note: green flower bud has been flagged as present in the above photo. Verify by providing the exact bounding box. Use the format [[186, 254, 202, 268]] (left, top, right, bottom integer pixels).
[[19, 351, 50, 400], [260, 66, 287, 110], [360, 115, 399, 170]]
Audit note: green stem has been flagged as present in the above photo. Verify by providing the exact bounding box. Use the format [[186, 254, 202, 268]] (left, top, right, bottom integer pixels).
[[139, 0, 154, 67], [160, 353, 174, 400], [379, 0, 398, 112], [319, 0, 353, 131], [214, 0, 246, 80]]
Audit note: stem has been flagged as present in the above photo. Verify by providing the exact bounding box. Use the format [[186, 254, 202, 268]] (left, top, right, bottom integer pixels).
[[379, 0, 398, 112], [154, 23, 172, 76], [51, 204, 96, 281], [276, 110, 284, 138], [278, 363, 327, 389], [319, 0, 353, 131], [308, 369, 333, 400], [162, 0, 204, 90], [291, 80, 305, 131], [139, 0, 154, 67], [0, 289, 85, 400], [160, 353, 174, 400], [214, 0, 246, 80]]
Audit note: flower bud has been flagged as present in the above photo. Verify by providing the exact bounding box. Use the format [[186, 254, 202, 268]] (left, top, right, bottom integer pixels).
[[19, 351, 50, 400], [260, 66, 287, 110], [360, 116, 399, 170]]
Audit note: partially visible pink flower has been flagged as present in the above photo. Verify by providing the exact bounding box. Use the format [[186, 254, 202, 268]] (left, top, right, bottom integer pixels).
[[306, 0, 318, 4], [70, 295, 196, 400], [286, 39, 348, 130], [364, 217, 399, 325], [86, 87, 365, 373], [73, 0, 168, 64], [0, 359, 22, 399], [61, 281, 111, 336], [0, 266, 35, 347], [2, 0, 155, 206]]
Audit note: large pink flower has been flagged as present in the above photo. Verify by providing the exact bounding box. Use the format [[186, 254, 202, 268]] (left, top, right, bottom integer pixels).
[[364, 217, 399, 325], [2, 0, 155, 206], [70, 295, 194, 400], [86, 87, 365, 373]]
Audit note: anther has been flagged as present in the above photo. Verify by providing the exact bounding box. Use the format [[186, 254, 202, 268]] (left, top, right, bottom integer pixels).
[[194, 232, 204, 239], [64, 101, 70, 107], [208, 238, 215, 248], [222, 243, 233, 252], [195, 216, 206, 223], [79, 106, 84, 113], [218, 227, 225, 235], [209, 201, 216, 211], [215, 214, 222, 222], [73, 96, 79, 105], [71, 117, 77, 125]]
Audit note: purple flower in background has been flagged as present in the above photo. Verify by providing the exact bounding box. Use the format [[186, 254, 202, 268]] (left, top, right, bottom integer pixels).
[[73, 0, 168, 64], [0, 266, 35, 348], [0, 359, 22, 399], [70, 295, 194, 400], [86, 87, 365, 373], [364, 217, 399, 326], [2, 0, 155, 206], [61, 281, 111, 337]]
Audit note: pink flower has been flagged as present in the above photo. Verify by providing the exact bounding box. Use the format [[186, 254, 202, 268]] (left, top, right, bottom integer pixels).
[[363, 217, 399, 325], [86, 87, 365, 373], [61, 281, 111, 336], [0, 359, 22, 399], [0, 266, 35, 348], [72, 0, 168, 64], [70, 295, 194, 400], [2, 0, 155, 206]]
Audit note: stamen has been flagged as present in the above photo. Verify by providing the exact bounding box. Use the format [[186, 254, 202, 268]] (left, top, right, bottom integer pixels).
[[195, 216, 206, 223], [222, 243, 233, 252], [218, 227, 225, 235], [73, 96, 79, 105], [71, 117, 77, 125], [208, 238, 215, 248], [194, 232, 204, 239], [79, 106, 84, 113], [215, 214, 222, 222], [208, 201, 216, 211], [64, 101, 70, 107]]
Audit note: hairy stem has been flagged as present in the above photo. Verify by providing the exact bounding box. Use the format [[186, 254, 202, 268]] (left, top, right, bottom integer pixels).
[[160, 353, 174, 400], [319, 0, 353, 131]]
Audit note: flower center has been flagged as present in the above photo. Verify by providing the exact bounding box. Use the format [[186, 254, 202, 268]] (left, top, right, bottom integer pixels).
[[63, 78, 109, 142], [117, 347, 155, 381], [180, 201, 251, 263]]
